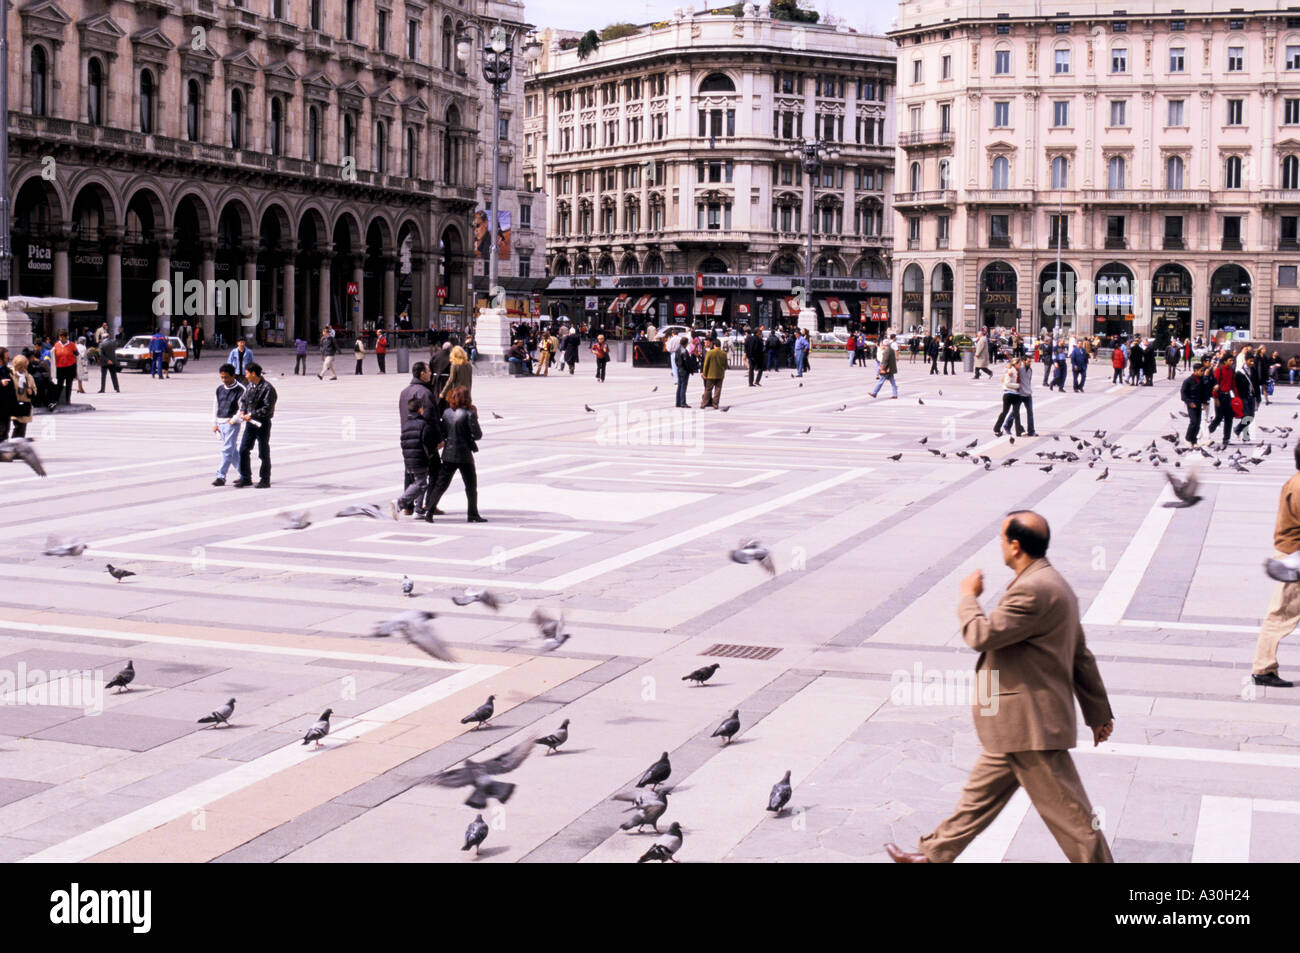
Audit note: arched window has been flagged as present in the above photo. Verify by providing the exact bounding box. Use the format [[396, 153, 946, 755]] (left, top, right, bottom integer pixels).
[[1050, 155, 1068, 189], [406, 126, 417, 178], [343, 113, 355, 163], [454, 21, 467, 75], [1225, 154, 1242, 189], [31, 47, 47, 117], [307, 106, 320, 161], [1166, 155, 1184, 190], [87, 57, 104, 126], [444, 105, 460, 184], [699, 72, 736, 93], [991, 155, 1009, 190], [909, 161, 922, 192], [230, 88, 243, 149], [1107, 155, 1126, 189], [269, 97, 283, 156], [139, 70, 155, 134], [700, 255, 729, 273], [375, 121, 386, 173], [1283, 155, 1300, 190], [939, 158, 951, 190], [442, 16, 453, 70], [186, 79, 201, 141]]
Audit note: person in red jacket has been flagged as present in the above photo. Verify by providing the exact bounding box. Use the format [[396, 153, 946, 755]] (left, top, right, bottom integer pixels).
[[1207, 354, 1238, 447], [376, 331, 388, 374], [52, 329, 78, 405], [1110, 344, 1126, 384]]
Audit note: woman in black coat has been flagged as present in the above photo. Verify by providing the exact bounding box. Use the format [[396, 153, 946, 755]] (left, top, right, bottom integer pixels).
[[1142, 340, 1157, 387], [423, 385, 485, 523], [562, 331, 581, 375]]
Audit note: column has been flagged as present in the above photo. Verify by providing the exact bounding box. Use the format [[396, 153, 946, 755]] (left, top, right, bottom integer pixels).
[[1263, 90, 1277, 190], [317, 243, 333, 331], [351, 257, 364, 332], [52, 230, 70, 333], [409, 252, 424, 325], [281, 245, 297, 344], [105, 230, 123, 339], [200, 240, 216, 343], [155, 238, 173, 335], [241, 244, 258, 343], [382, 253, 396, 329]]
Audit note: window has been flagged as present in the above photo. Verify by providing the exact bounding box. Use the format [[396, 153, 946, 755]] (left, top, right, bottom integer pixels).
[[1170, 47, 1185, 71], [1282, 265, 1299, 287], [311, 0, 321, 30], [941, 54, 952, 79], [1223, 215, 1242, 248], [139, 70, 155, 134], [1170, 20, 1185, 31], [1048, 213, 1068, 248], [442, 16, 453, 70], [1226, 155, 1243, 189], [1106, 215, 1125, 248], [307, 106, 319, 160], [995, 49, 1011, 74], [230, 88, 243, 149], [1050, 155, 1068, 188], [408, 20, 419, 59], [1289, 45, 1300, 69], [1168, 99, 1185, 126], [937, 214, 949, 245], [269, 97, 282, 155], [1107, 155, 1126, 189], [1055, 22, 1070, 34], [1110, 99, 1127, 127], [940, 103, 951, 133], [498, 116, 508, 139], [377, 10, 388, 51], [406, 126, 416, 178], [1166, 155, 1184, 190], [1164, 215, 1184, 248], [1054, 48, 1070, 73], [343, 112, 354, 162], [993, 101, 1010, 127], [1229, 18, 1244, 30], [1053, 100, 1069, 126], [1111, 48, 1127, 73], [1283, 217, 1299, 248], [345, 0, 357, 41], [909, 161, 921, 191], [1227, 99, 1243, 125], [997, 23, 1010, 35], [518, 257, 531, 279], [1288, 99, 1300, 125], [30, 47, 47, 116], [187, 79, 201, 142], [374, 121, 386, 173], [912, 59, 922, 83], [908, 217, 921, 242], [1285, 155, 1300, 189], [990, 213, 1010, 246], [1228, 45, 1244, 71], [87, 57, 104, 126], [992, 155, 1009, 189], [1111, 21, 1127, 32]]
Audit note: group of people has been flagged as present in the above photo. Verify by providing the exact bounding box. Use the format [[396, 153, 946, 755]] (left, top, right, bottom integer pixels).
[[505, 324, 613, 380], [210, 357, 278, 488], [393, 349, 482, 522], [1180, 344, 1279, 446], [296, 328, 394, 378]]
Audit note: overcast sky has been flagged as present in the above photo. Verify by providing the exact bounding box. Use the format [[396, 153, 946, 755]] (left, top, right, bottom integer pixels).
[[524, 0, 897, 36]]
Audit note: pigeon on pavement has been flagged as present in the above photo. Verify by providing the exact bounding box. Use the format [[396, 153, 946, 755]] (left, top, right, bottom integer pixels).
[[682, 663, 720, 686], [105, 660, 135, 693], [44, 538, 86, 557], [1163, 470, 1202, 508], [460, 695, 496, 730], [0, 439, 46, 476], [1266, 550, 1300, 583], [452, 587, 514, 610], [197, 698, 236, 728], [712, 709, 741, 745], [584, 404, 595, 413], [431, 737, 535, 808], [278, 510, 312, 530], [636, 752, 672, 789], [301, 708, 333, 746], [730, 540, 775, 575], [636, 822, 684, 863], [887, 453, 902, 461], [767, 770, 793, 814], [106, 564, 135, 582], [462, 813, 489, 854], [615, 787, 671, 832], [369, 610, 456, 662], [336, 504, 390, 520], [535, 718, 570, 754], [401, 575, 414, 597], [532, 609, 570, 651]]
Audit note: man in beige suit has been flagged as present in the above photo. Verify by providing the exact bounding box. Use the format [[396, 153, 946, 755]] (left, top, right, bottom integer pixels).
[[886, 511, 1115, 863]]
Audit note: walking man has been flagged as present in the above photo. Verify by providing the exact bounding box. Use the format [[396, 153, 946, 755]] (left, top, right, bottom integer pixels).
[[886, 511, 1115, 863], [869, 334, 899, 399], [972, 330, 992, 380], [700, 337, 726, 409], [1181, 364, 1207, 445], [745, 327, 765, 387], [1251, 444, 1300, 688], [234, 362, 276, 488], [227, 339, 254, 379], [317, 330, 338, 379], [1069, 340, 1088, 392], [793, 329, 810, 377], [673, 332, 695, 408], [211, 362, 246, 487], [98, 331, 121, 393], [390, 397, 443, 520], [148, 328, 168, 379], [399, 361, 437, 514], [52, 329, 78, 404], [1111, 344, 1126, 384]]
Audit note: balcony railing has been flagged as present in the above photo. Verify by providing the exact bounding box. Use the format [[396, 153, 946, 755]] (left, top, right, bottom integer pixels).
[[893, 189, 956, 207], [1048, 237, 1069, 249], [1081, 188, 1210, 204], [1222, 238, 1244, 250], [1281, 239, 1300, 251], [1163, 237, 1185, 250], [899, 129, 955, 148], [965, 189, 1034, 204], [988, 236, 1012, 248], [1104, 236, 1127, 249], [1262, 189, 1300, 204], [907, 237, 921, 250]]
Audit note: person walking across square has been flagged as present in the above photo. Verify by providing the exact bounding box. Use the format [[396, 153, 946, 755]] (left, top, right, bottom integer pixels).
[[869, 334, 899, 399], [234, 362, 276, 488], [700, 337, 726, 409], [211, 362, 246, 487]]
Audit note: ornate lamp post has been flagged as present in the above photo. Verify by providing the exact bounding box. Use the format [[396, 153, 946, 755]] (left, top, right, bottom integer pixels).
[[783, 136, 839, 335], [0, 0, 12, 300], [456, 22, 540, 359]]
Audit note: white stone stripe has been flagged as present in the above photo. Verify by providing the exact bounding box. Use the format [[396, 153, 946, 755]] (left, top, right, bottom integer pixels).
[[1079, 739, 1300, 768], [955, 789, 1033, 864], [1082, 489, 1177, 625], [1190, 796, 1253, 863]]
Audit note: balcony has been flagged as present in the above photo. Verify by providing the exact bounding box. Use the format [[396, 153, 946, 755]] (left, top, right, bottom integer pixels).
[[404, 61, 433, 86], [1222, 238, 1244, 251], [180, 0, 218, 23], [136, 0, 175, 15], [1104, 236, 1127, 249], [1163, 237, 1185, 250], [222, 4, 260, 37], [370, 50, 402, 80], [302, 31, 334, 56], [892, 189, 955, 208], [1047, 237, 1069, 250], [899, 129, 955, 150], [936, 236, 949, 249], [265, 17, 302, 49], [1081, 188, 1211, 205], [1281, 239, 1300, 251], [907, 238, 921, 250], [1262, 189, 1300, 205], [338, 40, 368, 68], [989, 236, 1012, 249], [965, 189, 1034, 205], [673, 229, 752, 247]]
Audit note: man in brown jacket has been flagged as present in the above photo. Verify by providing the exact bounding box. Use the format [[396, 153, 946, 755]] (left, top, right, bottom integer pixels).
[[868, 333, 899, 398], [700, 338, 727, 409], [886, 510, 1115, 863], [1251, 444, 1300, 687]]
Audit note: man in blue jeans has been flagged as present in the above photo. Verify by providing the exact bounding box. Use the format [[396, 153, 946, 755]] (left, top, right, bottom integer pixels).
[[211, 363, 246, 487], [794, 330, 810, 376], [869, 335, 899, 399], [148, 330, 167, 378], [1070, 341, 1089, 392]]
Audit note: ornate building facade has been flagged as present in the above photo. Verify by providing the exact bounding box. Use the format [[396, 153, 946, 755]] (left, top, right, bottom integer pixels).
[[891, 0, 1300, 344], [526, 6, 896, 328], [8, 0, 532, 343]]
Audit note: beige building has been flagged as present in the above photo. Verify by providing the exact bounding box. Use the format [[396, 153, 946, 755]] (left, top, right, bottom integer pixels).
[[890, 0, 1300, 344], [526, 6, 896, 329], [7, 0, 532, 342]]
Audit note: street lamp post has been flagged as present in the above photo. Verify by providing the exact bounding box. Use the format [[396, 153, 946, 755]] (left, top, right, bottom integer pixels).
[[0, 0, 12, 301], [783, 137, 839, 336], [456, 22, 540, 362]]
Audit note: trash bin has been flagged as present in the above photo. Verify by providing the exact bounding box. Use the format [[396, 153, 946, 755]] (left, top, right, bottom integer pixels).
[[962, 350, 974, 373], [396, 347, 410, 375], [614, 340, 628, 362]]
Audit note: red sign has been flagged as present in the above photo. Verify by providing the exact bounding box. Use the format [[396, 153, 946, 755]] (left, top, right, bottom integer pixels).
[[737, 304, 750, 315], [346, 282, 359, 296], [436, 286, 448, 300], [673, 301, 688, 317], [695, 273, 704, 292]]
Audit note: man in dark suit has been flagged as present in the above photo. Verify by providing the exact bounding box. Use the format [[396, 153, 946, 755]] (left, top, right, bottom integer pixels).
[[886, 511, 1115, 863]]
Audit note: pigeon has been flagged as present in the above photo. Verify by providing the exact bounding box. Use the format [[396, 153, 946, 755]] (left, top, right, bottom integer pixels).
[[105, 660, 134, 693], [682, 663, 719, 686], [1008, 436, 1015, 445], [452, 587, 513, 610], [535, 718, 570, 754], [301, 708, 333, 745], [1039, 464, 1054, 473], [917, 398, 925, 405], [938, 390, 943, 396], [1001, 458, 1018, 467], [106, 564, 135, 583], [636, 752, 671, 789], [636, 822, 683, 863], [197, 698, 235, 728], [887, 453, 902, 462], [584, 404, 595, 412], [44, 538, 86, 557], [431, 737, 535, 808], [918, 436, 928, 444], [650, 387, 657, 393], [719, 406, 732, 413], [369, 610, 456, 662], [615, 787, 670, 832], [336, 504, 389, 520], [0, 439, 45, 476], [927, 448, 942, 456], [1096, 468, 1109, 481], [801, 426, 812, 434], [278, 510, 312, 530], [1164, 470, 1202, 508], [712, 709, 741, 745], [401, 575, 414, 597], [1266, 550, 1300, 583], [730, 539, 775, 575], [462, 813, 489, 854], [767, 770, 793, 814], [460, 695, 496, 730], [532, 610, 570, 652], [491, 411, 504, 419], [833, 404, 847, 412], [966, 439, 978, 448]]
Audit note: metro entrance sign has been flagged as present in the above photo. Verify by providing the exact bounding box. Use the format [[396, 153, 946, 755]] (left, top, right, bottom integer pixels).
[[346, 281, 359, 296]]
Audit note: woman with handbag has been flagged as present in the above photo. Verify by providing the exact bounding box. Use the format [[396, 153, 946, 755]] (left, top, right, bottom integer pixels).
[[422, 385, 485, 524], [5, 353, 37, 439]]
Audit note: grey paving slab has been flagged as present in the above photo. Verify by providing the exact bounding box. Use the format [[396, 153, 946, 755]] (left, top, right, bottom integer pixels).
[[0, 704, 88, 737], [202, 729, 300, 763], [0, 777, 55, 808], [213, 802, 369, 863], [31, 711, 198, 752]]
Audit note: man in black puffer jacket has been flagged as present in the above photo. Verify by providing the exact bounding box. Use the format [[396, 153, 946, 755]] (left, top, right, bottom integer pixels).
[[390, 397, 443, 520]]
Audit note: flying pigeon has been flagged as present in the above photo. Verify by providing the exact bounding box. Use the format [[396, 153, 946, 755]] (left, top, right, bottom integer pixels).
[[918, 436, 928, 444], [767, 770, 793, 814], [682, 663, 719, 686], [636, 822, 684, 863], [105, 660, 134, 693], [44, 538, 86, 557], [336, 504, 390, 520], [301, 708, 333, 746], [278, 510, 312, 530], [452, 587, 513, 610], [0, 439, 45, 476], [197, 698, 236, 728], [730, 539, 775, 575], [712, 709, 741, 745], [369, 610, 456, 662], [1096, 468, 1109, 481], [636, 752, 672, 789], [462, 813, 489, 854], [1163, 470, 1202, 508], [401, 575, 414, 597], [532, 610, 570, 651], [460, 695, 496, 730], [615, 787, 670, 832], [1266, 550, 1300, 583], [535, 718, 570, 754], [106, 564, 135, 583], [650, 387, 658, 393], [431, 737, 535, 808]]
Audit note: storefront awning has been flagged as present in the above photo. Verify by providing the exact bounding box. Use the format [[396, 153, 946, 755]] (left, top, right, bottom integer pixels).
[[611, 293, 630, 311], [695, 295, 725, 317], [819, 297, 851, 318], [778, 296, 802, 318], [630, 294, 657, 314]]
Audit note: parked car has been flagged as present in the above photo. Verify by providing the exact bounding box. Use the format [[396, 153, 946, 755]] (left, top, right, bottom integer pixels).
[[117, 335, 188, 372]]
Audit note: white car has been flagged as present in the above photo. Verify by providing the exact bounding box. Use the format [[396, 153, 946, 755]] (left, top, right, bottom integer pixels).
[[116, 335, 189, 373]]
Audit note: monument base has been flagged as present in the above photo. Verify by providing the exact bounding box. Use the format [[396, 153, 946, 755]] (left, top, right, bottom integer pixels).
[[0, 303, 33, 352], [797, 307, 819, 336]]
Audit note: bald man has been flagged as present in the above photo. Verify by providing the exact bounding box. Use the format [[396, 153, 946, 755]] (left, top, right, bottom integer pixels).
[[886, 511, 1115, 863]]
